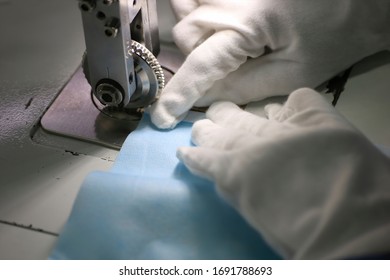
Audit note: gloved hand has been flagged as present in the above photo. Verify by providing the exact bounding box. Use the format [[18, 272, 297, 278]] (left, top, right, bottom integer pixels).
[[177, 88, 390, 259], [150, 0, 390, 129]]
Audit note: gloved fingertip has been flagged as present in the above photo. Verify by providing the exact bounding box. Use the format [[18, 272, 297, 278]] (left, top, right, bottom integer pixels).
[[176, 146, 200, 172], [176, 146, 191, 162], [149, 101, 188, 130], [288, 88, 335, 113], [264, 103, 283, 120], [150, 115, 182, 130], [176, 146, 216, 180], [290, 87, 318, 98], [150, 113, 179, 130], [191, 119, 216, 140], [208, 101, 239, 110], [192, 118, 214, 129], [289, 88, 327, 106], [206, 101, 240, 119]]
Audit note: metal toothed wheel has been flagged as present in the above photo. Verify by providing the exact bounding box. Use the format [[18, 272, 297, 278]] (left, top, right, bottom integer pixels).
[[126, 40, 165, 108], [82, 40, 165, 110]]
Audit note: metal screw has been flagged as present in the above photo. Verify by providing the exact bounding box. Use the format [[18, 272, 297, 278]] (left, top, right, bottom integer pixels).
[[104, 26, 118, 38], [79, 0, 95, 12], [104, 17, 120, 38], [96, 83, 123, 106], [96, 11, 106, 20]]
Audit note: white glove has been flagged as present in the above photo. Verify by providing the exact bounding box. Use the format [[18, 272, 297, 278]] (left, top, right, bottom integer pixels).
[[177, 88, 390, 259], [151, 0, 390, 129]]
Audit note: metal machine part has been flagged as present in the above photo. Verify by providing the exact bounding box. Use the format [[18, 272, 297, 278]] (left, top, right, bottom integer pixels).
[[40, 0, 210, 149], [39, 0, 185, 149], [40, 44, 185, 149], [78, 0, 164, 109]]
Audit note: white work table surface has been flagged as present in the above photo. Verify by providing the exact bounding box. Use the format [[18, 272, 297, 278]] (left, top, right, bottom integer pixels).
[[0, 0, 389, 259]]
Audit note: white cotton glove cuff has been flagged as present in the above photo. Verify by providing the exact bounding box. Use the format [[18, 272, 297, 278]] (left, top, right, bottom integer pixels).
[[177, 88, 390, 259]]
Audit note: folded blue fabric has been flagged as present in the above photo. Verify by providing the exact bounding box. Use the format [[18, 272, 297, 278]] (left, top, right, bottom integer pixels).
[[50, 114, 281, 260]]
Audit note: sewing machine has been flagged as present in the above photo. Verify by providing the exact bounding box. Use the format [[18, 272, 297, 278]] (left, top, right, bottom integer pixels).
[[40, 0, 184, 149], [0, 0, 389, 260]]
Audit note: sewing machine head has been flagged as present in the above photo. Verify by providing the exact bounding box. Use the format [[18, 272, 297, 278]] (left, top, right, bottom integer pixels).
[[40, 0, 183, 149], [79, 0, 164, 110]]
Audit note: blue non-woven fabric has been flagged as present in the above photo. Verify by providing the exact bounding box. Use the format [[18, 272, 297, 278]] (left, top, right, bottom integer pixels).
[[50, 114, 281, 259]]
